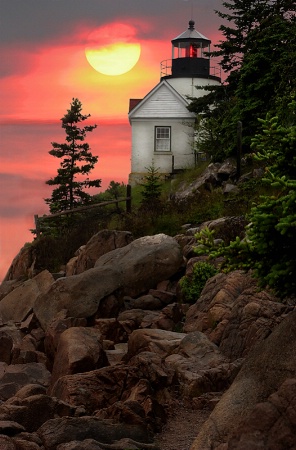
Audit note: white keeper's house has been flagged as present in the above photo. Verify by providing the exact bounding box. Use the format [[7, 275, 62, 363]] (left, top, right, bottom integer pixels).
[[128, 20, 221, 186]]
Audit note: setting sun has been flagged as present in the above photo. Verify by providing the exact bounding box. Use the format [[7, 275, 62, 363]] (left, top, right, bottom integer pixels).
[[85, 42, 141, 76]]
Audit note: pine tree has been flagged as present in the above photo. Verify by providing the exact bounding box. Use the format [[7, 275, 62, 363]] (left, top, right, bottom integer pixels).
[[140, 164, 162, 211], [188, 0, 296, 158], [105, 181, 126, 200], [200, 96, 296, 298], [214, 0, 295, 77], [45, 98, 101, 213]]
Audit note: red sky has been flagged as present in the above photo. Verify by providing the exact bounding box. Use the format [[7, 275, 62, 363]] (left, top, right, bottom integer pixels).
[[0, 0, 224, 281]]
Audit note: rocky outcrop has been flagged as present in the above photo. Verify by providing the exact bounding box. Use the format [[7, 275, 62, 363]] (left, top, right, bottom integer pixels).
[[172, 159, 237, 203], [37, 416, 154, 450], [0, 229, 295, 449], [3, 230, 134, 283], [124, 329, 186, 360], [66, 229, 134, 276], [34, 234, 183, 331], [222, 378, 296, 450], [3, 245, 37, 282], [34, 266, 123, 331], [0, 363, 51, 401], [48, 327, 108, 392], [94, 233, 183, 297], [184, 270, 290, 360], [164, 332, 241, 397], [0, 271, 54, 323], [190, 308, 296, 450]]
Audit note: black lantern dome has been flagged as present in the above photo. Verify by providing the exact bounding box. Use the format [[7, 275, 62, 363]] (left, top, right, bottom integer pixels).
[[161, 20, 219, 80]]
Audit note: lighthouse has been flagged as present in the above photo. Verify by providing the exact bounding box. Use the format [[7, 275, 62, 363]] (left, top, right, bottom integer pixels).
[[128, 20, 221, 186]]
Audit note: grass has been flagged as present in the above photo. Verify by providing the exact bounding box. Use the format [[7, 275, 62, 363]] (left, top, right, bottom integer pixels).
[[30, 159, 270, 273]]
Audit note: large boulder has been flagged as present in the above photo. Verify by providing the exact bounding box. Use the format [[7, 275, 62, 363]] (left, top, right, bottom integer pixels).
[[34, 234, 182, 331], [0, 271, 54, 323], [48, 327, 108, 392], [222, 378, 296, 450], [44, 313, 88, 367], [165, 332, 241, 397], [124, 329, 186, 361], [0, 363, 51, 401], [50, 365, 143, 413], [66, 229, 134, 276], [184, 270, 289, 360], [94, 234, 183, 297], [3, 245, 36, 282], [37, 416, 154, 450], [0, 280, 24, 301], [0, 324, 23, 364], [190, 308, 296, 449], [172, 163, 222, 203], [34, 266, 122, 331], [0, 392, 74, 432]]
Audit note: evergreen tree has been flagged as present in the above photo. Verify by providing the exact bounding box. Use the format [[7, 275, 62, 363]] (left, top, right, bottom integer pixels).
[[196, 96, 296, 298], [105, 181, 126, 200], [188, 0, 296, 158], [214, 0, 295, 77], [234, 97, 296, 297], [140, 164, 162, 211], [45, 98, 101, 213], [234, 12, 296, 145]]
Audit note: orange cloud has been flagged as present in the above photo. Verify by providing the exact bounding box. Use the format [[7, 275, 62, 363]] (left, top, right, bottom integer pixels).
[[0, 25, 169, 122]]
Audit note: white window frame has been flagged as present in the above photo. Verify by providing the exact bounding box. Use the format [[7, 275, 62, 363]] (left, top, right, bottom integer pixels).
[[155, 126, 171, 152]]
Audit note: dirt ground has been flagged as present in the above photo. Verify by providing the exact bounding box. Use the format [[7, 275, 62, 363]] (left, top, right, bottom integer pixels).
[[154, 402, 211, 450]]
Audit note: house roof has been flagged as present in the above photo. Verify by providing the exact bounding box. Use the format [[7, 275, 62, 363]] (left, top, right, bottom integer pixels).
[[128, 79, 195, 122], [129, 99, 142, 113]]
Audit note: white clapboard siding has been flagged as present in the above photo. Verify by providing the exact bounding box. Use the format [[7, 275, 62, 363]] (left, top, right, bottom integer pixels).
[[129, 81, 195, 119]]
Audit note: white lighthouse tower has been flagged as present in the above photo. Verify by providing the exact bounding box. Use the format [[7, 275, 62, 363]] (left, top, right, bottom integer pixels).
[[128, 20, 221, 186]]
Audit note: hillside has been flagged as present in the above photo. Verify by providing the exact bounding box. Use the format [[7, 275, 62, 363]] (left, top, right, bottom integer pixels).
[[0, 153, 296, 449]]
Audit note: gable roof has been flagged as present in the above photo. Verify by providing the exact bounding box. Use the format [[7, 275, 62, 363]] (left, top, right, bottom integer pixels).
[[128, 80, 195, 121], [129, 99, 142, 112]]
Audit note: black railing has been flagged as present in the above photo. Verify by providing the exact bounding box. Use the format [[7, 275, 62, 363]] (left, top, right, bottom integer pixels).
[[160, 59, 221, 80]]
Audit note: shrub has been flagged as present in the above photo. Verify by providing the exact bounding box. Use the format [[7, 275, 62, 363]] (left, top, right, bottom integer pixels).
[[179, 261, 218, 304], [191, 97, 296, 299]]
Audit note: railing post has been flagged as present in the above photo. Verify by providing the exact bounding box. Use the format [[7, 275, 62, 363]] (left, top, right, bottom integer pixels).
[[126, 184, 132, 213]]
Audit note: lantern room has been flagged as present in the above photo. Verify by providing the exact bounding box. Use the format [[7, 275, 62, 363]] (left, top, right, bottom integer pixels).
[[161, 20, 219, 80]]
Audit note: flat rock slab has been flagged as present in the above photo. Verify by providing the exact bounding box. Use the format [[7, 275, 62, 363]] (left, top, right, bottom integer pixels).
[[37, 416, 153, 450]]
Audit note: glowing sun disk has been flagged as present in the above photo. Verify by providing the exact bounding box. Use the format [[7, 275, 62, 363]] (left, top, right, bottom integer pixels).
[[85, 43, 141, 76]]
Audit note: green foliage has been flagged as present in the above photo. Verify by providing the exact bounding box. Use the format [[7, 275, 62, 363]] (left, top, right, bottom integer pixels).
[[32, 207, 112, 272], [188, 86, 238, 160], [188, 0, 296, 159], [105, 181, 126, 200], [152, 212, 183, 236], [183, 189, 225, 225], [179, 261, 218, 304], [193, 227, 216, 255], [140, 164, 162, 210], [193, 98, 296, 298], [168, 161, 209, 191], [234, 14, 296, 144], [45, 98, 101, 213]]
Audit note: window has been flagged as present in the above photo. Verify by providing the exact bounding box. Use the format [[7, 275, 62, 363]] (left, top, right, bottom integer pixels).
[[155, 126, 171, 152]]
